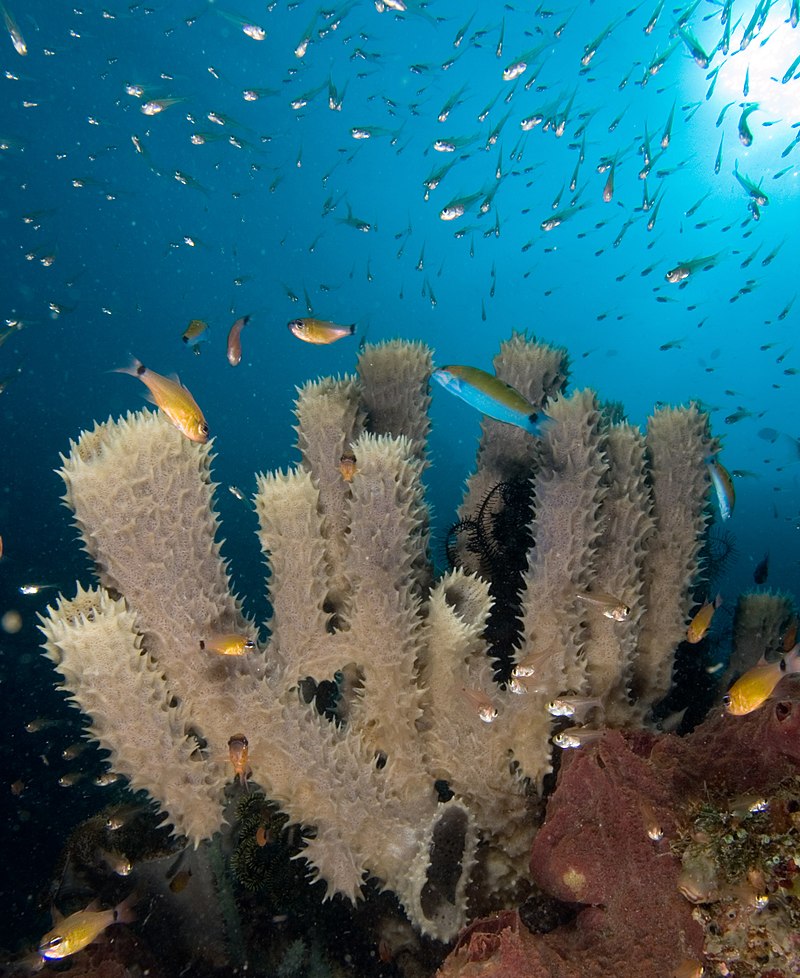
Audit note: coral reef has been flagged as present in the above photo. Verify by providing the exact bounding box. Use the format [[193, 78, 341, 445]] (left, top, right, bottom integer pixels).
[[39, 334, 715, 943], [437, 688, 800, 978]]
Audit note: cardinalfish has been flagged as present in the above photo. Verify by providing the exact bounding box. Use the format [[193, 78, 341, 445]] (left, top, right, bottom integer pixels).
[[288, 317, 355, 345], [575, 589, 630, 621], [687, 594, 722, 643], [432, 365, 550, 436], [228, 733, 250, 790], [226, 314, 250, 366], [117, 359, 209, 443], [182, 319, 209, 354], [38, 895, 136, 961], [665, 253, 723, 283], [0, 0, 26, 55], [339, 450, 357, 482], [141, 97, 186, 116], [459, 686, 498, 723], [199, 633, 255, 656], [724, 643, 800, 715], [706, 456, 735, 520]]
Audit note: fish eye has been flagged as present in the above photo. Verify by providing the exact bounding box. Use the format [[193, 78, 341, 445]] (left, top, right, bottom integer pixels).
[[41, 936, 63, 950], [200, 423, 209, 436], [722, 694, 731, 707], [288, 319, 302, 331], [244, 639, 255, 649]]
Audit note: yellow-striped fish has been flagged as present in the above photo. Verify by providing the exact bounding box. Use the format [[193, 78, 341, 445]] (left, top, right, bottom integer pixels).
[[117, 358, 209, 443], [287, 317, 355, 345], [38, 895, 136, 960]]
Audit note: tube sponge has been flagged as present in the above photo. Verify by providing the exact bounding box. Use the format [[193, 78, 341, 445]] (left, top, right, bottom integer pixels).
[[39, 585, 226, 842], [633, 405, 713, 709]]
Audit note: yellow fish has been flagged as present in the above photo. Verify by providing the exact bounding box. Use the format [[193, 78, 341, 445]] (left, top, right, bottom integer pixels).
[[199, 633, 255, 656], [228, 733, 250, 790], [724, 644, 800, 716], [38, 895, 136, 960], [117, 358, 209, 443], [182, 319, 209, 353], [287, 317, 355, 345], [687, 594, 722, 644]]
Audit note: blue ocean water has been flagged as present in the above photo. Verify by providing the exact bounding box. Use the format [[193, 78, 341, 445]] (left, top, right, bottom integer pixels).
[[0, 0, 798, 964]]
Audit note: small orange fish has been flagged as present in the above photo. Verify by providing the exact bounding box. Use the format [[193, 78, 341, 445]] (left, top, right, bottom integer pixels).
[[228, 733, 250, 791], [687, 594, 722, 643], [724, 643, 800, 716], [287, 317, 355, 345], [199, 633, 255, 656], [226, 314, 250, 367], [339, 450, 357, 482], [116, 358, 208, 443]]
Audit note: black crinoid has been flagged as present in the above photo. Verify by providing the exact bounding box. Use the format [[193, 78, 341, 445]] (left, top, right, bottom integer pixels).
[[445, 478, 535, 682], [702, 523, 739, 586]]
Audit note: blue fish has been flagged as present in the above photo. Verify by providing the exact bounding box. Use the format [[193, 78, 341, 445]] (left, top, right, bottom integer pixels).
[[432, 364, 549, 435]]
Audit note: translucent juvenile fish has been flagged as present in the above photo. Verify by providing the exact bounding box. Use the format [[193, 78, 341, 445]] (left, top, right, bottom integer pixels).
[[116, 358, 209, 443], [460, 686, 498, 723], [199, 633, 255, 656], [687, 594, 721, 643], [228, 733, 250, 790], [0, 1, 26, 55], [575, 589, 630, 621], [288, 317, 355, 345], [546, 696, 604, 722], [432, 365, 549, 435], [141, 97, 185, 116], [724, 644, 800, 715], [553, 727, 604, 749], [38, 895, 136, 960], [226, 313, 250, 366]]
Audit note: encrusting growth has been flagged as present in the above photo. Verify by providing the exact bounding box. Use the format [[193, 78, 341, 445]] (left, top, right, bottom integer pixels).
[[39, 333, 714, 941]]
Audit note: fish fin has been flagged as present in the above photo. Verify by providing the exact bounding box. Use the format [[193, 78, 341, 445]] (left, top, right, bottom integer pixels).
[[85, 899, 102, 912], [531, 412, 555, 438], [348, 323, 356, 334], [50, 905, 65, 925], [113, 357, 145, 377]]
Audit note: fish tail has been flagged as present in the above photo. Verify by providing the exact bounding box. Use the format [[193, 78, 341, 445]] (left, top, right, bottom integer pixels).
[[113, 892, 137, 925], [785, 643, 800, 673], [530, 411, 555, 437], [114, 357, 146, 378], [348, 323, 356, 334]]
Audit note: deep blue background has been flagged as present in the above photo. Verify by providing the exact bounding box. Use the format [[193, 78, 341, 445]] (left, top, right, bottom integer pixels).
[[1, 0, 798, 956]]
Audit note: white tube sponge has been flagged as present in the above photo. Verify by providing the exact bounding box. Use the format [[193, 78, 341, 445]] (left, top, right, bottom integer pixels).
[[356, 340, 432, 462], [39, 585, 226, 843], [581, 422, 655, 723], [633, 404, 713, 708], [517, 389, 608, 696]]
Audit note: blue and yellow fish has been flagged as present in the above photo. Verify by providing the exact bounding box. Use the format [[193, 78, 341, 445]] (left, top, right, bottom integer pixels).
[[432, 364, 550, 435]]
